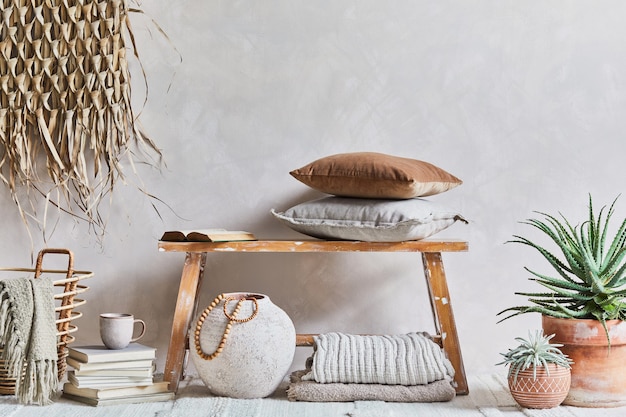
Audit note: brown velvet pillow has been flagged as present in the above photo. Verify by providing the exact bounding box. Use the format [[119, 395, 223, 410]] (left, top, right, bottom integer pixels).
[[290, 152, 462, 199]]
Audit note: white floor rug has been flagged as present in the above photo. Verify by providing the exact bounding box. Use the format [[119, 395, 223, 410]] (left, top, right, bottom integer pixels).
[[1, 373, 625, 417]]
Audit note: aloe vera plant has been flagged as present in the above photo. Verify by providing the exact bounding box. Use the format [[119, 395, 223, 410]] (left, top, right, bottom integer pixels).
[[498, 195, 626, 341], [498, 330, 572, 382]]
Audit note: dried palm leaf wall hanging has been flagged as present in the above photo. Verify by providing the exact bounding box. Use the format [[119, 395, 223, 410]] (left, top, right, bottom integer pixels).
[[0, 0, 162, 242]]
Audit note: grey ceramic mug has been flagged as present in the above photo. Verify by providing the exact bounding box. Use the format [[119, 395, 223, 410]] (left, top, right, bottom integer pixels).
[[100, 313, 146, 350]]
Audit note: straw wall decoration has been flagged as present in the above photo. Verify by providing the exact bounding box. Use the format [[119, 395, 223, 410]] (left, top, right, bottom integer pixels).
[[0, 0, 161, 240]]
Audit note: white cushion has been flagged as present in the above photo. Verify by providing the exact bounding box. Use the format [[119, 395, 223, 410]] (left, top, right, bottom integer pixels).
[[271, 197, 467, 242]]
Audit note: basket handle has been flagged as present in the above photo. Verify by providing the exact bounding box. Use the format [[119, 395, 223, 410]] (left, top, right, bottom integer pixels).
[[34, 248, 74, 279]]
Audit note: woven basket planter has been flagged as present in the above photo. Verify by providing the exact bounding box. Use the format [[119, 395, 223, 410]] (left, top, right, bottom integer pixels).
[[508, 363, 571, 409], [0, 249, 92, 395]]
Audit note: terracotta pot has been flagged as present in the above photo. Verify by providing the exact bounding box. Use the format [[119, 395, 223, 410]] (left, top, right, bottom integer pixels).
[[508, 364, 571, 409], [542, 315, 626, 407]]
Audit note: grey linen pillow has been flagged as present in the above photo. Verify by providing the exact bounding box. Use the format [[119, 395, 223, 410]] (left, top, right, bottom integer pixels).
[[271, 197, 467, 242]]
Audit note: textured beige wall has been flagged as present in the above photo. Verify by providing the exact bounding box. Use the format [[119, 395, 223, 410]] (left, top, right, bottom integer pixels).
[[1, 1, 626, 377]]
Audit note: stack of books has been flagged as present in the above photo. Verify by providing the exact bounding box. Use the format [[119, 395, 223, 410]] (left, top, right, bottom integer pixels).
[[62, 343, 174, 406]]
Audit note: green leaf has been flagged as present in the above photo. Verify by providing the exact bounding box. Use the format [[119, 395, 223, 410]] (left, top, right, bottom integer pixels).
[[525, 270, 591, 293]]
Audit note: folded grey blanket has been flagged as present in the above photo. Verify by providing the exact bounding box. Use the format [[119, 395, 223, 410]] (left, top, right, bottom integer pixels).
[[287, 370, 456, 402], [301, 332, 454, 385]]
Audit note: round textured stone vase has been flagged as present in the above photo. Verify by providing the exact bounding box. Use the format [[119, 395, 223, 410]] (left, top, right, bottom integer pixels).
[[542, 315, 626, 407], [190, 292, 296, 398], [508, 364, 571, 409]]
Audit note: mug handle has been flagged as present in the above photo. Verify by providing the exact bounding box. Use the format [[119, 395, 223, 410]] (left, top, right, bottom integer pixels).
[[131, 319, 146, 342]]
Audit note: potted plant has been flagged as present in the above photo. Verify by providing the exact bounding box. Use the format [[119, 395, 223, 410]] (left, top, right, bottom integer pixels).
[[498, 330, 572, 409], [498, 195, 626, 407]]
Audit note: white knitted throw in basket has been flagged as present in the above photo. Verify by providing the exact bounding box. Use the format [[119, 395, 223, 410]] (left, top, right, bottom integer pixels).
[[301, 332, 455, 385]]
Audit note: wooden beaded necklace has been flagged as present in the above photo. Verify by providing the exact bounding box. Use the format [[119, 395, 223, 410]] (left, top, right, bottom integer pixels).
[[194, 293, 259, 361]]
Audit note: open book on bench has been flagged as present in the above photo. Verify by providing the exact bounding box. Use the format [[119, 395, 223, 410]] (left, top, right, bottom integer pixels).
[[160, 228, 257, 242]]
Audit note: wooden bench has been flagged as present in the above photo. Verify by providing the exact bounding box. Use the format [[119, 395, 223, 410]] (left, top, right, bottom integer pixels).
[[158, 239, 469, 394]]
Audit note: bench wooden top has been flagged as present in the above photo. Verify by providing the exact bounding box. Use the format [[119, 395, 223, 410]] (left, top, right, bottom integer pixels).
[[158, 239, 468, 253]]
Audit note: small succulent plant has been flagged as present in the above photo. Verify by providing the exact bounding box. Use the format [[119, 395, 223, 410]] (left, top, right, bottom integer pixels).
[[498, 330, 573, 382]]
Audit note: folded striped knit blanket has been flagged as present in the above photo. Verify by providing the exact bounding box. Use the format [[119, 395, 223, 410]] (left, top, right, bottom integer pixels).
[[301, 332, 454, 385]]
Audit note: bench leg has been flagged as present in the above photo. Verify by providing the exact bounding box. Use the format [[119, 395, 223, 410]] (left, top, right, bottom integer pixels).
[[422, 252, 468, 395], [164, 252, 206, 392]]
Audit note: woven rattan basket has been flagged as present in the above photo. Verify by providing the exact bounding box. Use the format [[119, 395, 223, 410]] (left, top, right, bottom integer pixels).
[[0, 248, 92, 395]]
